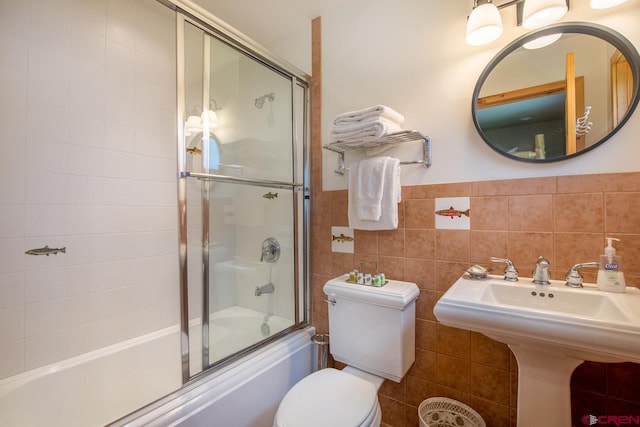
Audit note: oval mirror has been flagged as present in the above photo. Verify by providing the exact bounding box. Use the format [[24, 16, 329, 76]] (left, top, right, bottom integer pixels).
[[472, 22, 640, 162]]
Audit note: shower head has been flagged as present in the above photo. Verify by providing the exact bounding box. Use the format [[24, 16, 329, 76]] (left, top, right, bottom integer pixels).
[[254, 92, 275, 109]]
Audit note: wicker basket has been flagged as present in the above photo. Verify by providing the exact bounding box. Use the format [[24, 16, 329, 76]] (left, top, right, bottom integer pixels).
[[418, 397, 486, 427]]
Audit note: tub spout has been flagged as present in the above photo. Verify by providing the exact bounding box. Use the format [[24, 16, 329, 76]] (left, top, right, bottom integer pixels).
[[255, 282, 274, 296]]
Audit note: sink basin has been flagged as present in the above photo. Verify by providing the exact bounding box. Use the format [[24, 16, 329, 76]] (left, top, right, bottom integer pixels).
[[481, 281, 630, 322], [436, 275, 640, 363], [434, 274, 640, 427]]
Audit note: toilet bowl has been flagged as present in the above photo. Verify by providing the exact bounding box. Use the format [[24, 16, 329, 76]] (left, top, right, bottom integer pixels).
[[273, 367, 382, 427], [274, 275, 419, 427]]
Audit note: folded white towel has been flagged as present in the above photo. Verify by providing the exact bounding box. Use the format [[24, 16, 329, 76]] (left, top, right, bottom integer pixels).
[[357, 157, 388, 221], [331, 118, 403, 142], [334, 105, 405, 126], [348, 158, 401, 231]]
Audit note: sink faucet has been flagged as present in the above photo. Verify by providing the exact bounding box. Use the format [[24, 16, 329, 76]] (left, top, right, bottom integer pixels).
[[532, 256, 551, 285], [565, 262, 599, 288], [255, 282, 275, 296], [490, 257, 519, 282]]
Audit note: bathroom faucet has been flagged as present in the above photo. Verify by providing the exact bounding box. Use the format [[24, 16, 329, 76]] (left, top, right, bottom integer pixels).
[[565, 262, 599, 288], [255, 282, 275, 296], [490, 257, 519, 281], [532, 256, 551, 285]]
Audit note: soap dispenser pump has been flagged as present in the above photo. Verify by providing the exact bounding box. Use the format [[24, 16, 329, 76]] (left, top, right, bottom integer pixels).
[[596, 237, 626, 293]]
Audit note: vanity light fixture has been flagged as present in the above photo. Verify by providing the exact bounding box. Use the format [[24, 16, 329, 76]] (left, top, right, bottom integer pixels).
[[589, 0, 628, 8], [467, 0, 630, 46], [466, 1, 504, 46], [466, 0, 569, 46]]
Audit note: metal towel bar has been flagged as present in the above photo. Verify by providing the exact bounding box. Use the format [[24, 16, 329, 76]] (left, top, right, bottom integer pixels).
[[322, 130, 431, 175]]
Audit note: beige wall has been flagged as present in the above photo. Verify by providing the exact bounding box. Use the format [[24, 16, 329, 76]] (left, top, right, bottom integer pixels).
[[319, 1, 640, 189]]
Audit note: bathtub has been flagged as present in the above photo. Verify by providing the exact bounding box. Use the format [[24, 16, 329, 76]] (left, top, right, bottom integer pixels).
[[206, 305, 295, 365], [0, 306, 313, 427]]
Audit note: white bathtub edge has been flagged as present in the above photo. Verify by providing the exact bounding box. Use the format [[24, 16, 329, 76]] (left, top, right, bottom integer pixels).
[[117, 326, 315, 427]]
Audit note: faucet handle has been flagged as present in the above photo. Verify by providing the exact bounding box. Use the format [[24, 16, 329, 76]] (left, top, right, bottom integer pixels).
[[565, 261, 599, 288], [490, 257, 519, 282]]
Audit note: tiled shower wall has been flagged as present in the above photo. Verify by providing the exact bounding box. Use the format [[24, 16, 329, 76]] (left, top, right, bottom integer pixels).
[[0, 0, 178, 379], [310, 172, 640, 427]]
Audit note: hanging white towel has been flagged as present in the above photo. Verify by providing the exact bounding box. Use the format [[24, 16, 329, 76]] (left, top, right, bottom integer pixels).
[[348, 158, 401, 231], [357, 157, 388, 221], [333, 105, 405, 126]]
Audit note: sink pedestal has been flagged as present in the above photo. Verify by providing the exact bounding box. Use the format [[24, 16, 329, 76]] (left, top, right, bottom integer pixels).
[[510, 345, 583, 427]]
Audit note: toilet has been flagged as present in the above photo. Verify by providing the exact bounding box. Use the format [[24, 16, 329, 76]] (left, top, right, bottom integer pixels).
[[274, 275, 420, 427]]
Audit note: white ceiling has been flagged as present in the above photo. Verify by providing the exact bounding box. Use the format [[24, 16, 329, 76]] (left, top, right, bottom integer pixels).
[[192, 0, 346, 46]]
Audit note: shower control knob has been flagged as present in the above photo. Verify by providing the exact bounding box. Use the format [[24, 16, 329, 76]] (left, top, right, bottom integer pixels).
[[260, 237, 280, 263]]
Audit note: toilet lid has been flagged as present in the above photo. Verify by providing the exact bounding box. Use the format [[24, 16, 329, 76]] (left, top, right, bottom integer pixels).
[[275, 368, 379, 427]]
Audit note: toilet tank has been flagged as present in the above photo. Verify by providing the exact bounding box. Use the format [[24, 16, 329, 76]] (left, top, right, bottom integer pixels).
[[323, 275, 420, 383]]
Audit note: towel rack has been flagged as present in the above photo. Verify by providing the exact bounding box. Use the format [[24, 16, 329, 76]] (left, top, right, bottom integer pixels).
[[322, 130, 431, 175]]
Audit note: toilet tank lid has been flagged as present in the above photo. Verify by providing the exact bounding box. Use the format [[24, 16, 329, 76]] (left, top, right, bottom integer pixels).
[[324, 275, 420, 310]]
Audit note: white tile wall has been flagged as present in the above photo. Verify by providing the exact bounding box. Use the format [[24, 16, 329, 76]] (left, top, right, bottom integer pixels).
[[0, 0, 179, 379], [0, 272, 25, 308], [0, 306, 25, 343], [24, 268, 68, 303], [24, 329, 68, 370], [25, 172, 69, 204], [25, 299, 67, 337], [0, 205, 25, 239], [0, 340, 24, 378]]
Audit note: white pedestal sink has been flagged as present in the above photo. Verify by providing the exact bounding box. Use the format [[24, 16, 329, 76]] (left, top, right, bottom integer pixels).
[[434, 275, 640, 427]]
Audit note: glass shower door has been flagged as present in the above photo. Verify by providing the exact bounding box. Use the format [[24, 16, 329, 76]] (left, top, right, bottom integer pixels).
[[180, 18, 307, 376]]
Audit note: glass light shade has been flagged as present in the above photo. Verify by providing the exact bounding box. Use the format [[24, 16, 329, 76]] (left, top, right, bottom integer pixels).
[[185, 115, 201, 136], [522, 0, 568, 29], [466, 3, 503, 46], [184, 110, 218, 136], [201, 109, 218, 128], [523, 33, 562, 49], [590, 0, 628, 8]]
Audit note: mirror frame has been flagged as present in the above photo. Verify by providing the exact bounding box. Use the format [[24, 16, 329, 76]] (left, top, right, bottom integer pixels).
[[472, 22, 640, 163]]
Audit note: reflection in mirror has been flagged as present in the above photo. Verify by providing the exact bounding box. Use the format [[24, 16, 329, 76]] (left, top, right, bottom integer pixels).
[[472, 23, 640, 162]]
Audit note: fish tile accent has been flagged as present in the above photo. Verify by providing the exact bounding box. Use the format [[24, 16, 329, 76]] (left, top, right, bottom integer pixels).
[[331, 226, 354, 253], [435, 197, 470, 230]]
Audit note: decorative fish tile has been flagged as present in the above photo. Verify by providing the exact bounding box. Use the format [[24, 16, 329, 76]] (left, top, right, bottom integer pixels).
[[435, 197, 470, 230], [331, 226, 354, 253]]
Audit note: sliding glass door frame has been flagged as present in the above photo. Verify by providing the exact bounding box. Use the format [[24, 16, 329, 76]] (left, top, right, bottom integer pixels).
[[176, 10, 310, 383]]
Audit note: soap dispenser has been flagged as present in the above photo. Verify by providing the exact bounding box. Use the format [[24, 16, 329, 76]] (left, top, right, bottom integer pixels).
[[596, 237, 626, 293]]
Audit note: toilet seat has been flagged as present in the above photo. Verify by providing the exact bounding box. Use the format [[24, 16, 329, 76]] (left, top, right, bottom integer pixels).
[[274, 368, 381, 427]]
